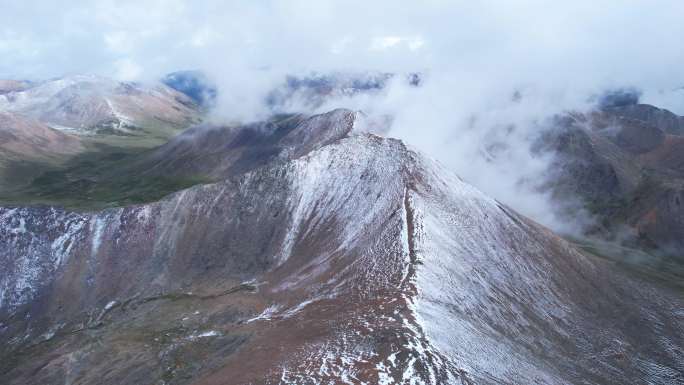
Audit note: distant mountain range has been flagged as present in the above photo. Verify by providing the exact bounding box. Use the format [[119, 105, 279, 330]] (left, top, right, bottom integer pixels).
[[537, 102, 684, 276]]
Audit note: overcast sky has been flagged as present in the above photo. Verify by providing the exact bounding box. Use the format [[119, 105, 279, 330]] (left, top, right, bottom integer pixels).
[[2, 0, 683, 231], [1, 1, 682, 88]]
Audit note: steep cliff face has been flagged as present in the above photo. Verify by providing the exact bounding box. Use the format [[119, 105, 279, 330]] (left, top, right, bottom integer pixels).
[[1, 111, 682, 384]]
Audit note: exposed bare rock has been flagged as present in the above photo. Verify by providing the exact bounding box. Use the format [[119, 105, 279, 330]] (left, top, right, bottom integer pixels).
[[590, 111, 666, 154]]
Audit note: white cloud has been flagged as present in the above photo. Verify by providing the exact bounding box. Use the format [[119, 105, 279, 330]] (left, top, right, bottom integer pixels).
[[370, 36, 425, 51], [330, 36, 353, 55], [113, 58, 143, 81], [1, 1, 682, 93], [104, 31, 131, 53], [371, 36, 403, 50], [189, 26, 220, 48]]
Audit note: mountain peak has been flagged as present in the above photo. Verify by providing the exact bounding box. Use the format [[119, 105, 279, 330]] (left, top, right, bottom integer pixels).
[[1, 108, 681, 384]]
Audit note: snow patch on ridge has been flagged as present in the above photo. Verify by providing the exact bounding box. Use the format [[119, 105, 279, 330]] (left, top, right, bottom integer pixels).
[[90, 215, 106, 258]]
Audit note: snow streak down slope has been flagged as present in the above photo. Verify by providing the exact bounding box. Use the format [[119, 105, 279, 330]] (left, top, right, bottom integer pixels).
[[0, 110, 682, 384]]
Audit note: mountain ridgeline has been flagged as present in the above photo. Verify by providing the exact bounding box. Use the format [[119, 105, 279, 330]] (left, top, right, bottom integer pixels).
[[0, 74, 682, 384]]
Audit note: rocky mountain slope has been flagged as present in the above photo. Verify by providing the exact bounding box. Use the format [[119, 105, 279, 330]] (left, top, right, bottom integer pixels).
[[138, 110, 357, 180], [1, 109, 681, 384], [0, 112, 83, 191], [0, 112, 82, 165], [539, 103, 684, 270]]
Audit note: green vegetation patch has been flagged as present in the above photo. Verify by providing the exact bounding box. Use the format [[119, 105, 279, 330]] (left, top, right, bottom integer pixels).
[[0, 141, 213, 211]]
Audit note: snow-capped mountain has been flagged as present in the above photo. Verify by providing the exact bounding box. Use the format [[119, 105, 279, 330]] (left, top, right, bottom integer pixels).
[[0, 75, 200, 137], [1, 110, 681, 384]]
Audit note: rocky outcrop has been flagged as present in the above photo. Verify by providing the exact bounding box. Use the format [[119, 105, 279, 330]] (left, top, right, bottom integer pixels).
[[0, 112, 84, 190]]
